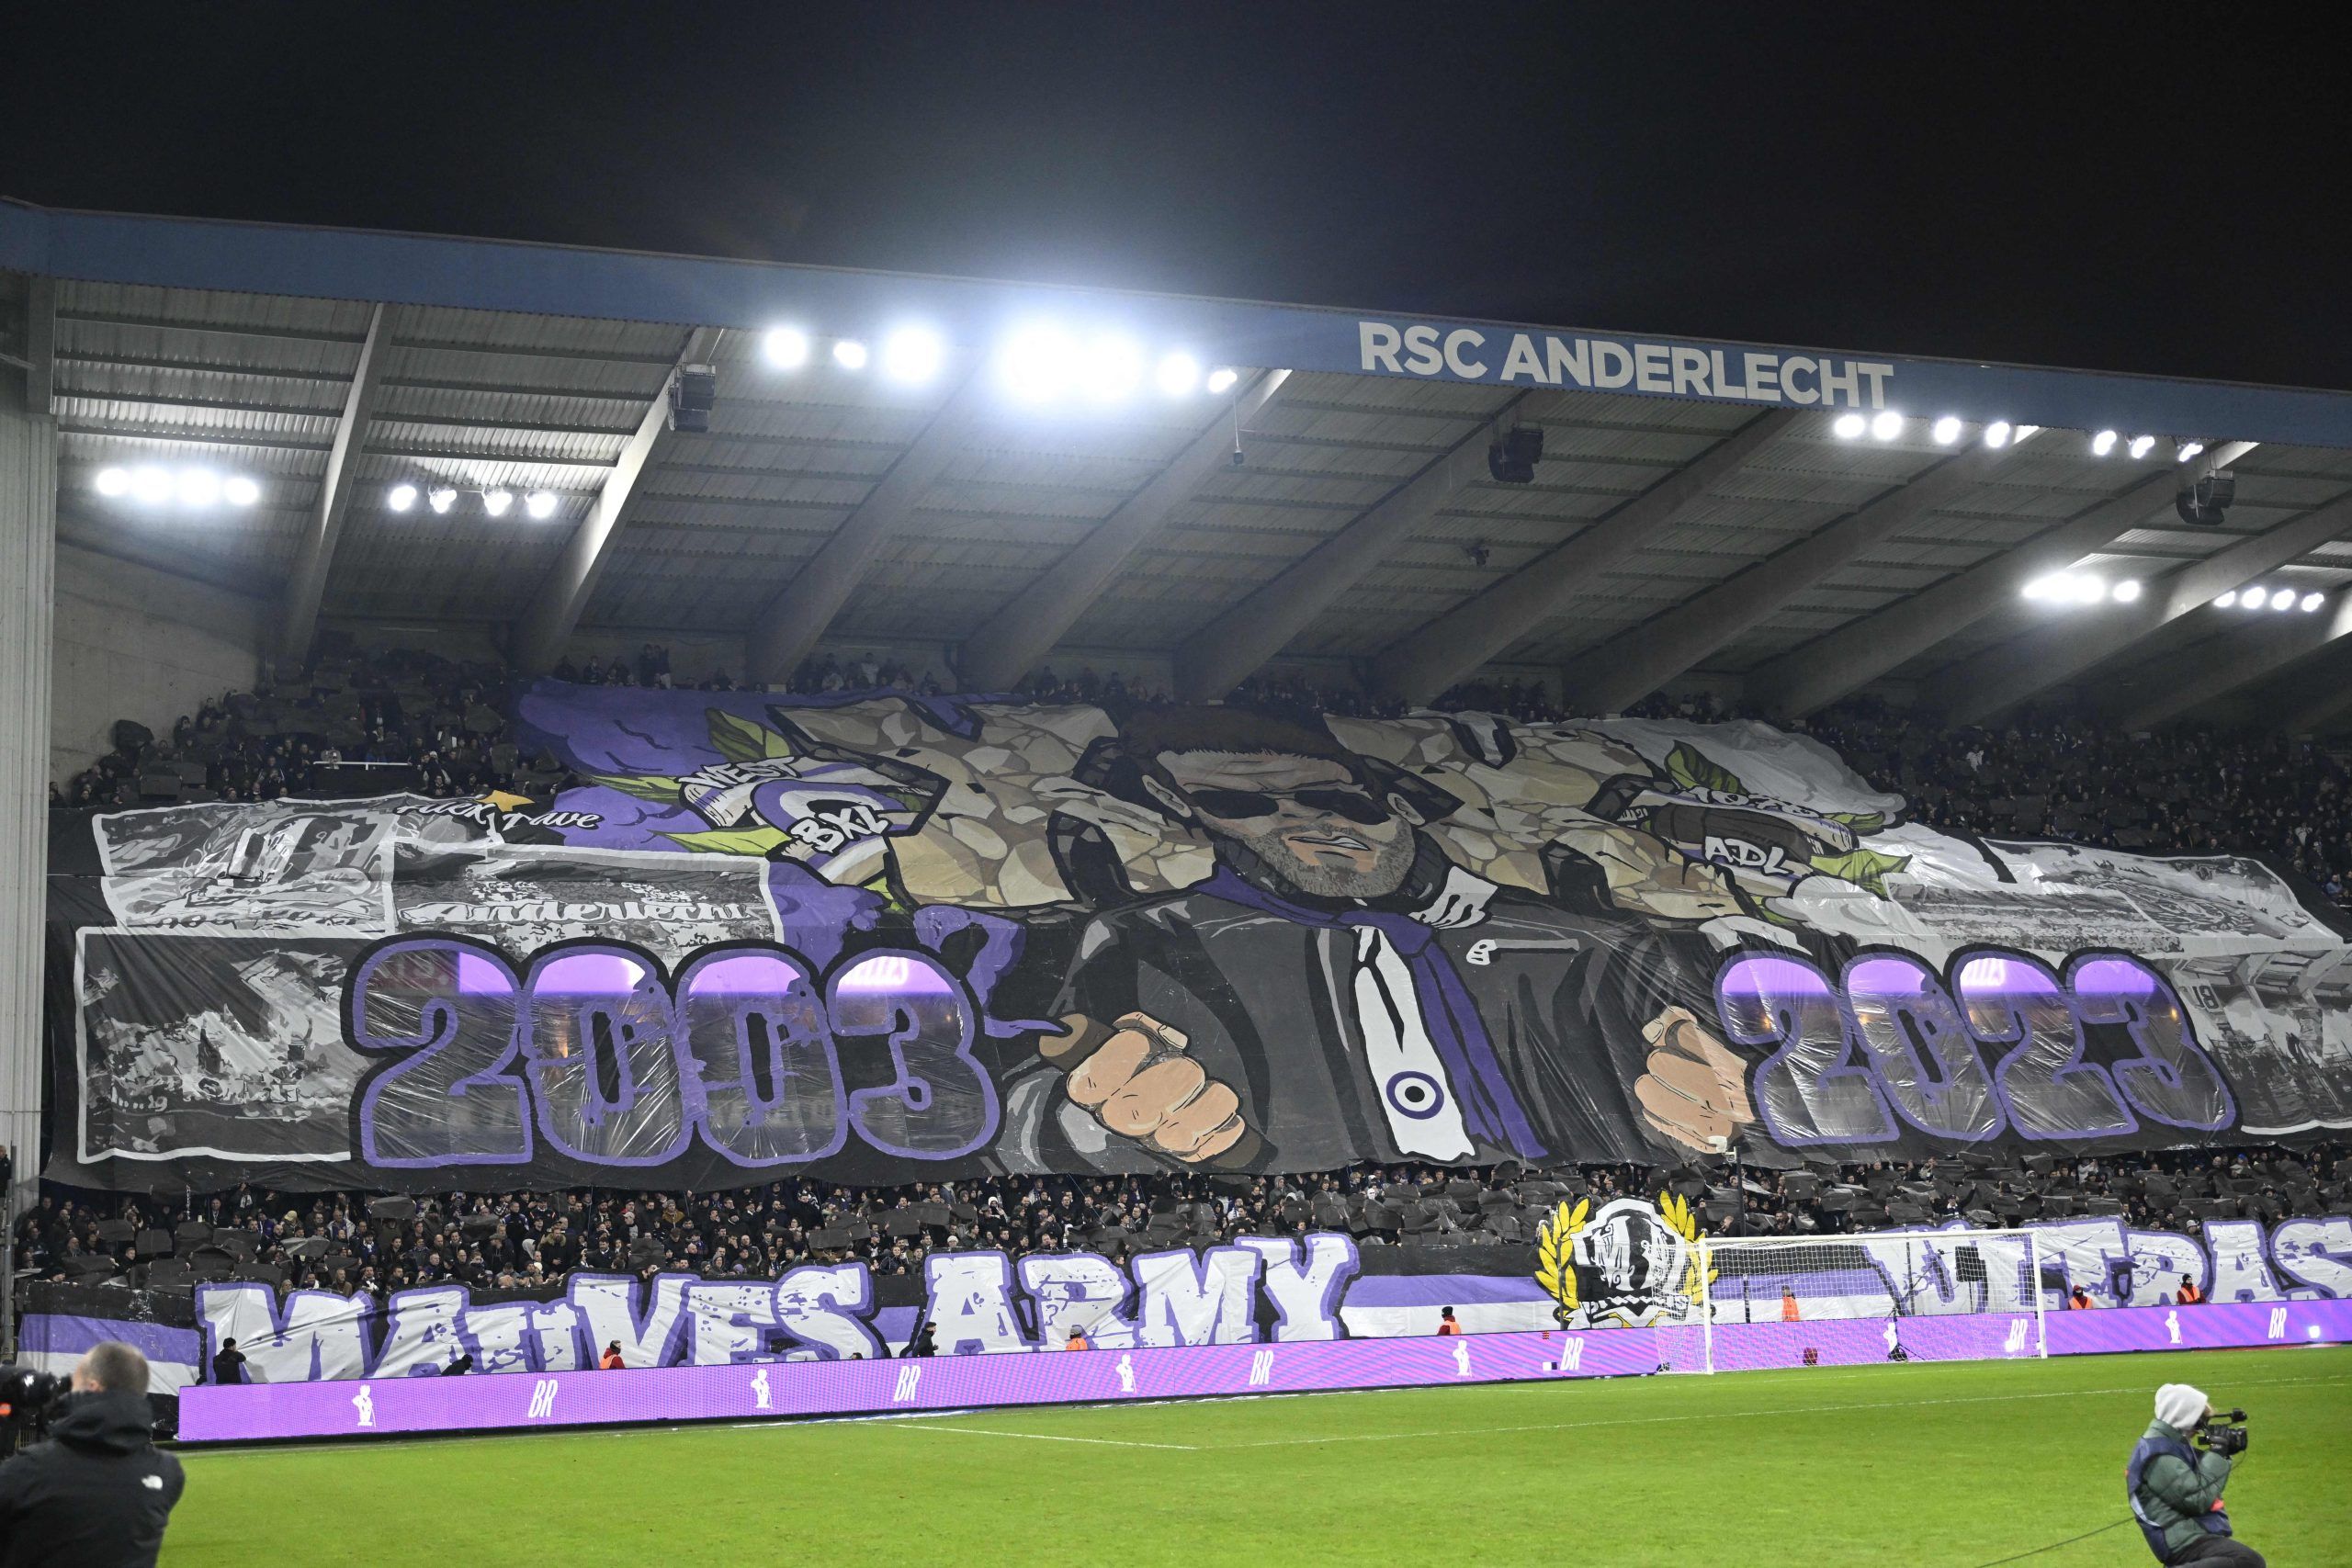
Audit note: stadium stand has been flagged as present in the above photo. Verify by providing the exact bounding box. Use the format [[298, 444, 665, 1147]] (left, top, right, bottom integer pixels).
[[20, 1143, 2346, 1304], [55, 650, 2352, 906]]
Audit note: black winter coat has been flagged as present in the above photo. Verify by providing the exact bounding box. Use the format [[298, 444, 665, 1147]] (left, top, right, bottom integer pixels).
[[0, 1392, 185, 1568]]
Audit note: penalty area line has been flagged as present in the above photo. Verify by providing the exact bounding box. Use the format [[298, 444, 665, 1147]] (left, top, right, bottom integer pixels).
[[897, 1421, 1199, 1450], [1204, 1371, 2352, 1452]]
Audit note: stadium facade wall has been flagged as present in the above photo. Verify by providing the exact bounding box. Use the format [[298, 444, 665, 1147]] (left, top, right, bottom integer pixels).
[[50, 541, 266, 786], [2, 378, 55, 1189]]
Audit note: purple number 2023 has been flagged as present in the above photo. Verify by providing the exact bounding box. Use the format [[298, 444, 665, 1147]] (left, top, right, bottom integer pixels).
[[1713, 947, 2233, 1147], [347, 937, 995, 1171]]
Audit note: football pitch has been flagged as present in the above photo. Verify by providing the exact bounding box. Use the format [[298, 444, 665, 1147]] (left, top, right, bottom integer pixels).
[[163, 1346, 2351, 1567]]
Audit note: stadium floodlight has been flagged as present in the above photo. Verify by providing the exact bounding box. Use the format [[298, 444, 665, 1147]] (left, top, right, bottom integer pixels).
[[388, 482, 418, 513], [2215, 590, 2239, 608], [2128, 434, 2156, 459], [130, 467, 173, 504], [2271, 588, 2296, 611], [762, 327, 811, 369], [2021, 576, 2052, 600], [1870, 411, 1903, 441], [2242, 589, 2269, 611], [831, 339, 869, 371], [222, 475, 260, 506], [2091, 429, 2118, 457], [1205, 367, 1239, 395], [1832, 412, 1867, 439], [2177, 440, 2205, 462], [526, 490, 559, 519], [1156, 352, 1203, 397], [1930, 415, 1962, 446], [998, 324, 1080, 400], [2072, 576, 2108, 604], [427, 487, 458, 515], [881, 327, 945, 385], [482, 488, 514, 517], [1984, 421, 2013, 448], [1080, 334, 1146, 401], [2301, 592, 2325, 612], [2111, 579, 2142, 603], [175, 468, 220, 506], [94, 467, 131, 497]]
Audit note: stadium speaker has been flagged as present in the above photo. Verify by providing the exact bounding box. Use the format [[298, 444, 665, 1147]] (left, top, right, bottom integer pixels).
[[1487, 425, 1544, 484], [2175, 467, 2236, 525], [669, 363, 719, 434]]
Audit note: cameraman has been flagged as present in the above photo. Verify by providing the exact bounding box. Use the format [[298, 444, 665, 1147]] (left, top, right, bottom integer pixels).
[[2127, 1383, 2261, 1567], [0, 1343, 184, 1568]]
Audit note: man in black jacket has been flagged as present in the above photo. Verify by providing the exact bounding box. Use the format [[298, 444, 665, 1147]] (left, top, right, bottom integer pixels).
[[0, 1342, 184, 1568]]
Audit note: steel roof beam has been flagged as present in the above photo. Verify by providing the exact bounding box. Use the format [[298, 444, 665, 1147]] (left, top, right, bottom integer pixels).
[[54, 309, 368, 345], [1744, 443, 2261, 716], [2109, 596, 2352, 730], [1928, 485, 2352, 725], [513, 327, 716, 674], [56, 423, 335, 453], [1555, 438, 2017, 714], [21, 277, 54, 412], [959, 369, 1288, 692], [278, 303, 393, 666], [744, 374, 993, 686], [1363, 408, 1797, 705], [1172, 390, 1540, 702]]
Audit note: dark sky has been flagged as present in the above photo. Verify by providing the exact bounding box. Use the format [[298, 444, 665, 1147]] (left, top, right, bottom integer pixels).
[[5, 3, 2343, 388]]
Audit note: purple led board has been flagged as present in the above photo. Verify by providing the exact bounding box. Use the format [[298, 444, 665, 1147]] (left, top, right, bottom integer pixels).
[[179, 1327, 1657, 1441], [176, 1301, 2352, 1443]]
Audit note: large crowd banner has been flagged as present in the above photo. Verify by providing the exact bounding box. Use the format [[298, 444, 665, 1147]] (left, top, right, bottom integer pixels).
[[19, 1202, 2350, 1393], [43, 688, 2352, 1193]]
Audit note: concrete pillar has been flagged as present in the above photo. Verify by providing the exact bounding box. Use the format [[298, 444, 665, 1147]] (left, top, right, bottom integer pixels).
[[0, 372, 57, 1193]]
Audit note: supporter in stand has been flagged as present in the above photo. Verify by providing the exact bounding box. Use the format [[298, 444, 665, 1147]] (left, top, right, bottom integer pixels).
[[17, 1143, 2342, 1313]]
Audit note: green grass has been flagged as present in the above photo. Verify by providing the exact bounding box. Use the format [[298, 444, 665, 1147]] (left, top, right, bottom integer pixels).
[[164, 1346, 2352, 1567]]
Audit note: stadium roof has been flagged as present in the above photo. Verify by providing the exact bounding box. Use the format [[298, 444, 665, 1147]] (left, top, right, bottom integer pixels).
[[7, 197, 2352, 729]]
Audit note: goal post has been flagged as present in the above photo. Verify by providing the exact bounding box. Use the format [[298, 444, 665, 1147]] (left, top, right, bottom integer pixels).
[[1674, 1228, 2051, 1374]]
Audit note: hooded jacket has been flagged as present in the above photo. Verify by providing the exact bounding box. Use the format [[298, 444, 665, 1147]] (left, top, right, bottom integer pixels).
[[2126, 1418, 2233, 1562], [0, 1391, 185, 1568]]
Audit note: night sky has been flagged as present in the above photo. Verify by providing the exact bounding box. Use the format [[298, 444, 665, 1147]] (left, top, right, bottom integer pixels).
[[5, 3, 2342, 389]]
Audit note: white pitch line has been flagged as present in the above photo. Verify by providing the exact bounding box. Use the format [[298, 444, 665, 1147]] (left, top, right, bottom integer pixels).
[[1210, 1371, 2352, 1451], [900, 1422, 1198, 1450]]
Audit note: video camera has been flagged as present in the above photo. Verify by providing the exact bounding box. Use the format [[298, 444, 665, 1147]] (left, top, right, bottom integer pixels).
[[2194, 1406, 2250, 1458], [0, 1365, 74, 1460]]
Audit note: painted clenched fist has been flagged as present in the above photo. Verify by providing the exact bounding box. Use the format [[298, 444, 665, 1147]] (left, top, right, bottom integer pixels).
[[1635, 1004, 1757, 1153], [1041, 1011, 1259, 1166]]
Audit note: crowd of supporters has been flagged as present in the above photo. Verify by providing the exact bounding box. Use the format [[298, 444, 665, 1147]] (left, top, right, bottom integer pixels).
[[52, 644, 2352, 907], [17, 1142, 2346, 1308]]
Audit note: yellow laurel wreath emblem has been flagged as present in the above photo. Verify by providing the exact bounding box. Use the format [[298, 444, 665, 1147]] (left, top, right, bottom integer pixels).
[[1654, 1191, 1716, 1302], [1533, 1198, 1589, 1315]]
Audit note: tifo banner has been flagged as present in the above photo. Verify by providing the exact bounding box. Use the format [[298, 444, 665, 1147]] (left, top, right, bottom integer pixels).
[[30, 1205, 2338, 1395], [43, 690, 2352, 1192]]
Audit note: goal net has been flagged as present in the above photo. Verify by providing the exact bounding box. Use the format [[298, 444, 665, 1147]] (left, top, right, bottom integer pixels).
[[1669, 1229, 2051, 1374]]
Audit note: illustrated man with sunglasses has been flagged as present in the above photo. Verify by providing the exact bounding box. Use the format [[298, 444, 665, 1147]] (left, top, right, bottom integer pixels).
[[999, 706, 1754, 1173]]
